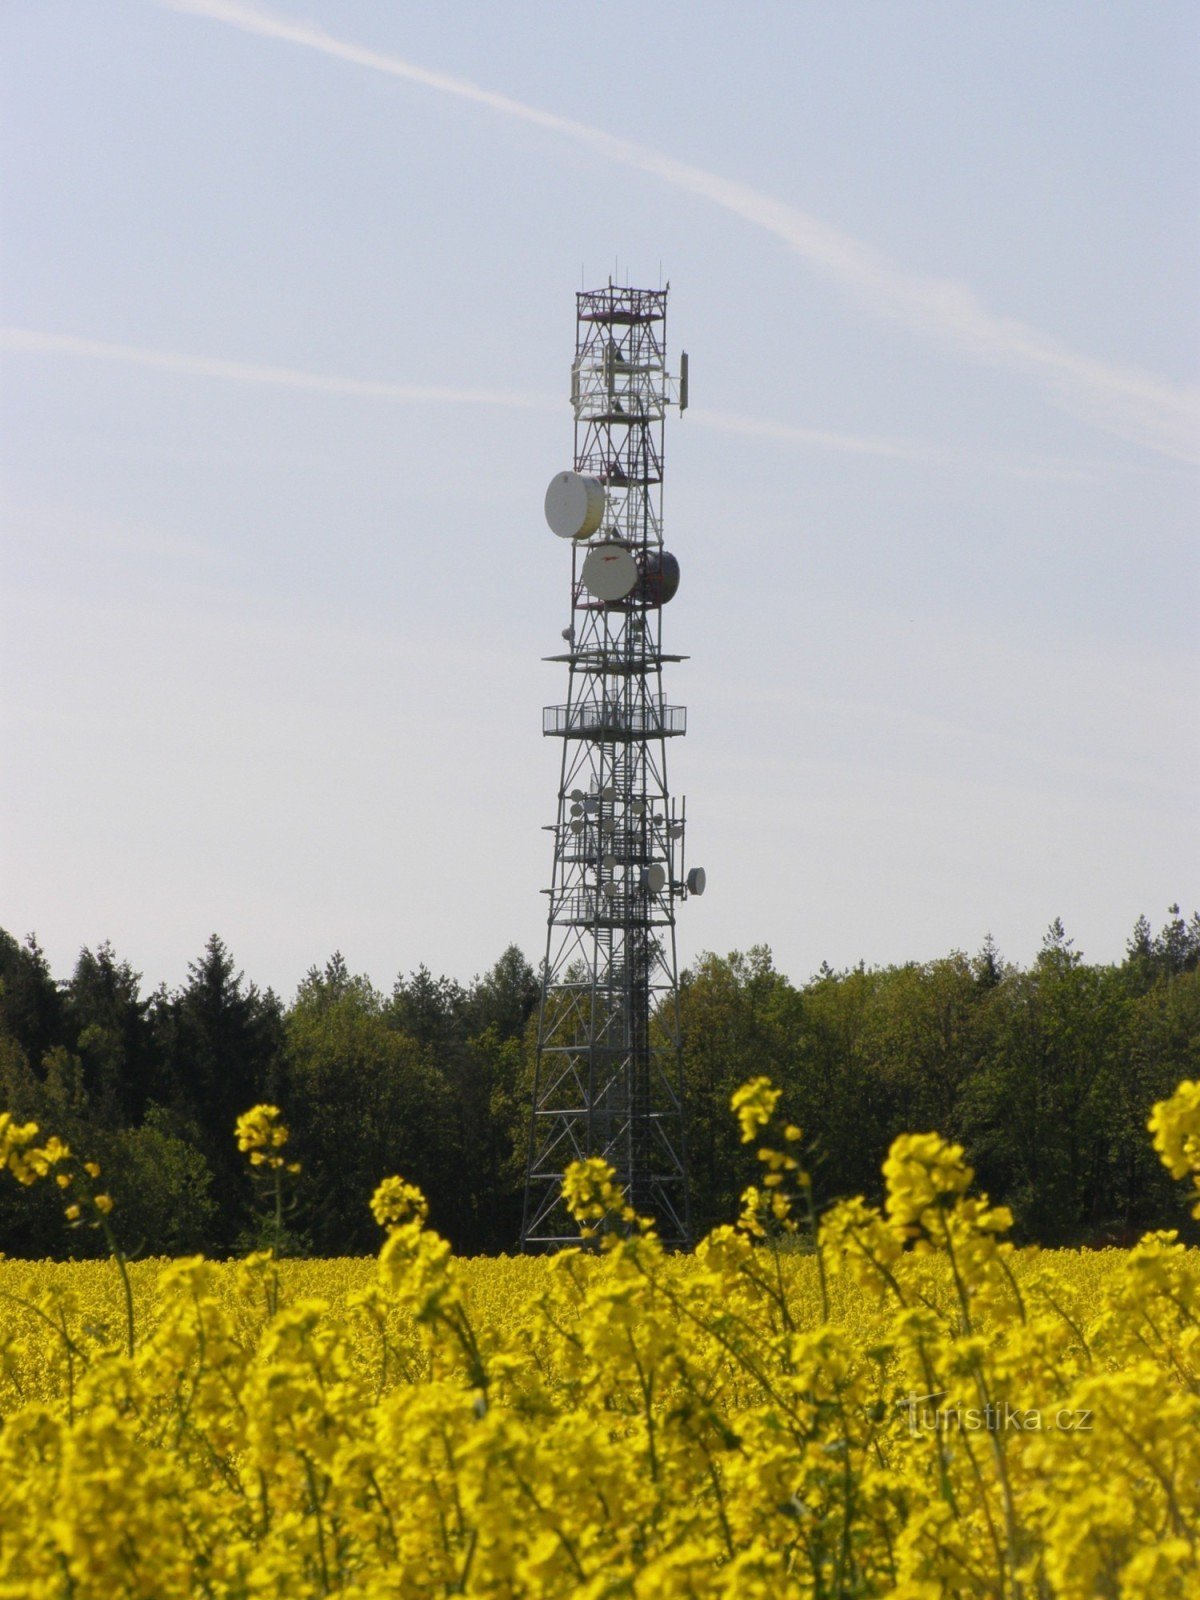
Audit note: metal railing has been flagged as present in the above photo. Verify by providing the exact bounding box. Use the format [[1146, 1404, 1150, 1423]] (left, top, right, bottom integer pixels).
[[543, 701, 686, 739], [550, 889, 673, 926], [557, 827, 653, 865]]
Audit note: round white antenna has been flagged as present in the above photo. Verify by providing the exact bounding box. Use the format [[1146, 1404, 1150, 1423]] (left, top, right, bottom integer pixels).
[[545, 472, 606, 540], [581, 544, 639, 602], [642, 864, 667, 894], [686, 867, 706, 895]]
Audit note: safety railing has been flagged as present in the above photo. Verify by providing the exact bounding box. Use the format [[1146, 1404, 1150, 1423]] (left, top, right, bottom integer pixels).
[[543, 701, 686, 739]]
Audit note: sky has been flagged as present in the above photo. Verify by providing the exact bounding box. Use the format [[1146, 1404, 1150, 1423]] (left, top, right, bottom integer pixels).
[[2, 1, 1197, 1002]]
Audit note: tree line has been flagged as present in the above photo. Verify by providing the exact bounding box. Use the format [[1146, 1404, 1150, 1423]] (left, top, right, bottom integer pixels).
[[1, 908, 1198, 1258]]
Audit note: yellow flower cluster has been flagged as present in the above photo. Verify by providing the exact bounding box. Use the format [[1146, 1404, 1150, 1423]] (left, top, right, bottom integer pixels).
[[560, 1154, 641, 1235], [1149, 1078, 1200, 1219], [370, 1175, 429, 1230], [0, 1083, 1195, 1596], [1, 1114, 70, 1188], [1, 1114, 114, 1225], [730, 1075, 782, 1144], [234, 1104, 300, 1173]]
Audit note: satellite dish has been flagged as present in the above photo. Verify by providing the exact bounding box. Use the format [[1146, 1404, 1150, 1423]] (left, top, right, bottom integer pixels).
[[686, 867, 706, 895], [582, 543, 639, 602], [635, 549, 680, 607], [602, 852, 617, 870], [569, 818, 584, 834], [642, 864, 667, 894], [600, 816, 616, 835], [570, 789, 585, 803], [631, 798, 646, 817], [545, 472, 606, 540], [601, 785, 616, 802], [668, 822, 684, 839], [601, 881, 617, 900], [570, 803, 583, 818], [584, 795, 599, 814]]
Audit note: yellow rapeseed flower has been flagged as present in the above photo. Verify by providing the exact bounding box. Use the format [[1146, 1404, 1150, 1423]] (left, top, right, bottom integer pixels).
[[729, 1076, 782, 1144], [369, 1176, 429, 1229], [1148, 1079, 1200, 1218], [0, 1080, 1195, 1596], [234, 1105, 295, 1172]]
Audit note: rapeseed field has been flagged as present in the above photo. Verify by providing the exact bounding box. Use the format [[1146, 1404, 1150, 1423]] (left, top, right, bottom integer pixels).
[[0, 1080, 1197, 1597]]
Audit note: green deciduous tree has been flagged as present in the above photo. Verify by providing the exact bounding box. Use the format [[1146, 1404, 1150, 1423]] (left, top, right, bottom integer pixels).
[[281, 956, 457, 1254], [100, 1107, 218, 1254], [679, 947, 799, 1235]]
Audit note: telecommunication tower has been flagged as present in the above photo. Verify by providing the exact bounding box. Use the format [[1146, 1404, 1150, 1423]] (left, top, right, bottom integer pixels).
[[521, 281, 704, 1251]]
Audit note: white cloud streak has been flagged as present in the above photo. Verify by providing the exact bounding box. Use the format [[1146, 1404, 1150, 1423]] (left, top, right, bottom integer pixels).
[[161, 0, 1200, 466], [3, 326, 1102, 478], [0, 327, 551, 410]]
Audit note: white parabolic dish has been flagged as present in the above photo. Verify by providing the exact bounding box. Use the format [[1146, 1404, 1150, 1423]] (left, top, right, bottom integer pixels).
[[581, 544, 639, 602], [545, 471, 606, 540]]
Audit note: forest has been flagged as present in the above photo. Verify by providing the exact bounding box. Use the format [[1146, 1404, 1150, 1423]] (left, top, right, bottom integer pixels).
[[1, 907, 1197, 1259]]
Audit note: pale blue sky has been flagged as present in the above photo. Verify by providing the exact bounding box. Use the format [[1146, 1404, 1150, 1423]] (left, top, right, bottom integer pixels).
[[2, 1, 1197, 998]]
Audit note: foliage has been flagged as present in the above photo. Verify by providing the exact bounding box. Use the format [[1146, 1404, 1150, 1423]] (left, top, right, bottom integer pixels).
[[279, 960, 457, 1255], [100, 1108, 218, 1256], [0, 1081, 1198, 1596], [1, 912, 1198, 1258]]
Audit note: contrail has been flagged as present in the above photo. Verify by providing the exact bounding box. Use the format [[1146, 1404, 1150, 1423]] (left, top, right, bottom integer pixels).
[[0, 327, 551, 409], [687, 406, 1098, 482], [160, 0, 1200, 466], [1, 326, 1097, 477]]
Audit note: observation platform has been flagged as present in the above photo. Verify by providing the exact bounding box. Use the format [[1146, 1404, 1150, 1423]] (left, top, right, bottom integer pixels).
[[553, 830, 657, 867], [542, 651, 688, 674], [543, 701, 686, 739], [577, 286, 666, 325], [584, 408, 655, 426], [549, 889, 673, 927]]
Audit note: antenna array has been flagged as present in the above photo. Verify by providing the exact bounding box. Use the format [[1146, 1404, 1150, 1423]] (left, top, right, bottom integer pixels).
[[521, 283, 702, 1250]]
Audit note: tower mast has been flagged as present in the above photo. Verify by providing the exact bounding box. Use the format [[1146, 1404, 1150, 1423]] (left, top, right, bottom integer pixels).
[[521, 281, 702, 1250]]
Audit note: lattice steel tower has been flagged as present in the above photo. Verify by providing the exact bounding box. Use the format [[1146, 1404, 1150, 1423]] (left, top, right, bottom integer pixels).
[[521, 281, 704, 1251]]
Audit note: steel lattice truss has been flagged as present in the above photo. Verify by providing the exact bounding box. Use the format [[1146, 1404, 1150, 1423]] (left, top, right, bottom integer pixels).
[[522, 284, 696, 1250]]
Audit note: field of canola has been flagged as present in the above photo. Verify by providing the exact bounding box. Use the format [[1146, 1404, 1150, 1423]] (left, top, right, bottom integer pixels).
[[0, 1081, 1198, 1599]]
